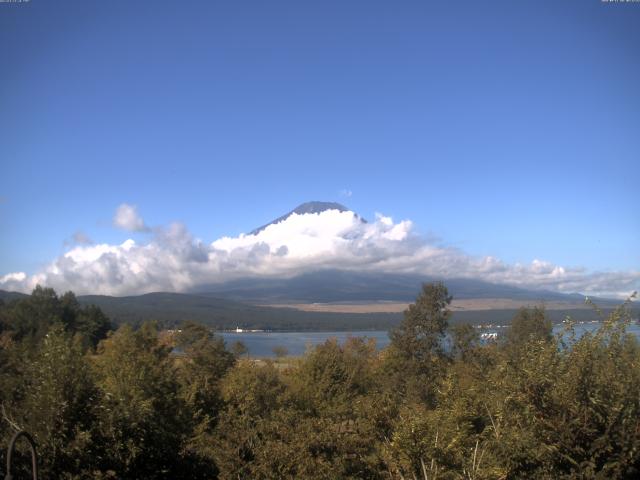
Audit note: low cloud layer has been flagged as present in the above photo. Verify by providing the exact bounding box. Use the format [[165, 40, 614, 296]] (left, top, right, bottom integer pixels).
[[1, 207, 638, 298]]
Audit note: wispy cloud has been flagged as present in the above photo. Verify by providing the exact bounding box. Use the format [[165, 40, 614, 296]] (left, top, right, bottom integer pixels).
[[113, 203, 150, 232], [64, 231, 93, 247], [340, 189, 353, 198], [1, 207, 638, 298]]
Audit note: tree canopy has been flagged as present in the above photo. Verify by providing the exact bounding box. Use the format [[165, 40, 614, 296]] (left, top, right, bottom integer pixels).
[[1, 285, 638, 479]]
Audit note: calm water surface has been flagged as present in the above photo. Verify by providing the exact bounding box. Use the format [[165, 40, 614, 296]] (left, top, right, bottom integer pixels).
[[221, 322, 640, 358]]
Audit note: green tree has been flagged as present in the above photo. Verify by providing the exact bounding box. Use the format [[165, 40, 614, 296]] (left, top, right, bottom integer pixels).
[[213, 360, 286, 479], [385, 282, 452, 404], [214, 339, 383, 479], [3, 286, 63, 342], [505, 306, 552, 347], [479, 301, 640, 478], [1, 287, 111, 348], [449, 323, 481, 362], [175, 321, 235, 475], [75, 304, 113, 349], [92, 323, 187, 479], [1, 324, 101, 478], [292, 337, 376, 416], [289, 337, 382, 477]]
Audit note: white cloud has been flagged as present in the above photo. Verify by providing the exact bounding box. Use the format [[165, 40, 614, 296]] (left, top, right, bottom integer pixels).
[[0, 272, 27, 290], [1, 208, 638, 298], [113, 203, 149, 232], [340, 189, 353, 198]]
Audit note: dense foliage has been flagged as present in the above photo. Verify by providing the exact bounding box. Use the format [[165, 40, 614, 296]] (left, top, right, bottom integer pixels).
[[1, 284, 638, 479]]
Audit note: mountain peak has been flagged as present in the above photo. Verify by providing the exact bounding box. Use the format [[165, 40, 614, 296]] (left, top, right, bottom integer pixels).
[[250, 201, 358, 235], [290, 201, 349, 215]]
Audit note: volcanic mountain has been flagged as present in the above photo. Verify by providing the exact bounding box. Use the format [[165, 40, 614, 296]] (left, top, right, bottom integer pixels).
[[0, 201, 633, 330], [250, 201, 365, 235]]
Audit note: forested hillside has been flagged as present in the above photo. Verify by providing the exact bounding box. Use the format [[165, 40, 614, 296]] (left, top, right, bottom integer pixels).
[[1, 288, 627, 332], [1, 285, 639, 479]]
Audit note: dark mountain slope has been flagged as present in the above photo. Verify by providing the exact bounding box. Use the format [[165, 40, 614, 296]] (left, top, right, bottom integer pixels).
[[1, 288, 628, 331], [0, 290, 28, 303], [76, 291, 401, 331], [193, 270, 615, 305]]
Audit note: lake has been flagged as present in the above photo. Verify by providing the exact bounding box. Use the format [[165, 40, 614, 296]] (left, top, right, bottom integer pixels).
[[221, 321, 640, 358]]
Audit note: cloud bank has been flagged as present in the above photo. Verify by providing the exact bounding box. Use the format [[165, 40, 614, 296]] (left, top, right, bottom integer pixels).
[[1, 207, 638, 298]]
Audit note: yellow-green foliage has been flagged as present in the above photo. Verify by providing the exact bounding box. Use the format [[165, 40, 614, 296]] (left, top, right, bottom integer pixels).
[[0, 286, 638, 479]]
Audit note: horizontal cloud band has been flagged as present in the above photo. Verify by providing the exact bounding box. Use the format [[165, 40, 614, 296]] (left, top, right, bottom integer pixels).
[[1, 208, 638, 298]]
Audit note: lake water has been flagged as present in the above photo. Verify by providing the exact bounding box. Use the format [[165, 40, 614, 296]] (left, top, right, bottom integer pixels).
[[221, 322, 640, 358]]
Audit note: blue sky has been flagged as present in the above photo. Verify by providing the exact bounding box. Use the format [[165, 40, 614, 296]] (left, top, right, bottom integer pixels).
[[0, 0, 638, 291]]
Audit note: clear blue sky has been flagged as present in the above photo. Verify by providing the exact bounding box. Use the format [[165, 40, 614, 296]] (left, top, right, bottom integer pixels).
[[1, 0, 638, 276]]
